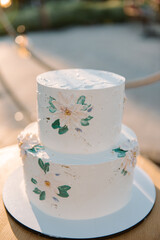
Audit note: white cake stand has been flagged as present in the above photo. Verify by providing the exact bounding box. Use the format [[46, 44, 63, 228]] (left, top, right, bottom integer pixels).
[[3, 166, 156, 239]]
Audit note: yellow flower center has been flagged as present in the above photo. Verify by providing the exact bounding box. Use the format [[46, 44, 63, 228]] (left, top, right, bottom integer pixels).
[[44, 181, 51, 187], [65, 108, 71, 116], [133, 151, 136, 157], [19, 142, 23, 147]]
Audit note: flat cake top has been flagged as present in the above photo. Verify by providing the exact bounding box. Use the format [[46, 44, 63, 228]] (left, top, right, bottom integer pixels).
[[37, 69, 125, 90]]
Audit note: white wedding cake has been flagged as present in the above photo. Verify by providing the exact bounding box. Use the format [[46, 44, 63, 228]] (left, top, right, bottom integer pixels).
[[18, 69, 138, 220]]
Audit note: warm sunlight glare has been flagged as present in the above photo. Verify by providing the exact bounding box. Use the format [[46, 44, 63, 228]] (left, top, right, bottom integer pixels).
[[0, 0, 12, 8], [15, 35, 31, 58], [18, 47, 31, 58]]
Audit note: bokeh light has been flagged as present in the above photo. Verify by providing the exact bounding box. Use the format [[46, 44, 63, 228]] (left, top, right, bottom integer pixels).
[[15, 35, 31, 58], [14, 112, 24, 122], [15, 35, 28, 47], [0, 0, 12, 8], [17, 25, 26, 34]]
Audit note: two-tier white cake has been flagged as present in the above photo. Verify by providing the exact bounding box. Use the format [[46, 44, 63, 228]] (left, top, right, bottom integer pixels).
[[18, 69, 138, 219]]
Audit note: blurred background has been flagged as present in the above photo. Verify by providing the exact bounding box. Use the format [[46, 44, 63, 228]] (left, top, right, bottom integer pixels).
[[0, 0, 160, 162]]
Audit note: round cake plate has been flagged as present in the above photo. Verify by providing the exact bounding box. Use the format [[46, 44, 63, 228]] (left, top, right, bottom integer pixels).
[[3, 166, 156, 239]]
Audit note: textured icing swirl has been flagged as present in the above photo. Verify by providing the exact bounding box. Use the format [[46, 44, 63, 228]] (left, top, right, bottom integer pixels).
[[37, 69, 125, 90]]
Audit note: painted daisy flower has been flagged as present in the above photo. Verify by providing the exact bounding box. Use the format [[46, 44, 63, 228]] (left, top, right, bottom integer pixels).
[[18, 132, 40, 157], [32, 172, 61, 201], [120, 146, 138, 175], [31, 158, 71, 201], [48, 92, 93, 134]]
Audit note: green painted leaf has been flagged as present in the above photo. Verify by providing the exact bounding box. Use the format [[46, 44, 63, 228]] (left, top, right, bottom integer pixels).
[[77, 95, 86, 105], [119, 152, 126, 158], [28, 145, 44, 154], [48, 96, 57, 113], [57, 191, 69, 198], [58, 126, 68, 135], [49, 96, 56, 105], [38, 158, 50, 174], [57, 185, 71, 198], [113, 148, 128, 153], [49, 96, 56, 101], [33, 187, 41, 194], [81, 119, 89, 126], [37, 145, 44, 149], [44, 162, 50, 174], [84, 115, 93, 121], [49, 106, 57, 113], [31, 178, 37, 184], [121, 169, 124, 174], [112, 148, 128, 158], [35, 145, 45, 151], [82, 104, 91, 111], [39, 191, 46, 200], [52, 119, 60, 129], [121, 169, 127, 176], [38, 158, 45, 171], [59, 185, 71, 191], [28, 148, 36, 153]]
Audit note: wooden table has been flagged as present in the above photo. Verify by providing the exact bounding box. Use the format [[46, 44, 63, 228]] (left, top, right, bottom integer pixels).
[[0, 145, 160, 240]]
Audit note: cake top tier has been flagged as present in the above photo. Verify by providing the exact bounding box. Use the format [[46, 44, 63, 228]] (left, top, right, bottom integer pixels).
[[37, 69, 125, 153], [37, 69, 125, 90]]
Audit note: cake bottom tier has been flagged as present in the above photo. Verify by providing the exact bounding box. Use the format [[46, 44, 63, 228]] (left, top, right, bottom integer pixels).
[[18, 123, 138, 220]]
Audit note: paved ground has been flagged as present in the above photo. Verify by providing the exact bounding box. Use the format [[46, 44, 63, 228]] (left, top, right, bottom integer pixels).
[[0, 23, 160, 162]]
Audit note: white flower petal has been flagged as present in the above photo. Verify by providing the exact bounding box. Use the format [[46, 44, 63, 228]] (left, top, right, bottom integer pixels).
[[52, 100, 62, 111], [60, 115, 70, 127], [18, 132, 40, 152], [67, 94, 75, 106], [58, 92, 68, 106], [73, 111, 89, 120], [50, 93, 93, 131], [69, 115, 82, 129], [53, 185, 59, 195], [51, 111, 63, 118], [72, 104, 83, 112], [66, 118, 74, 130], [34, 172, 66, 200]]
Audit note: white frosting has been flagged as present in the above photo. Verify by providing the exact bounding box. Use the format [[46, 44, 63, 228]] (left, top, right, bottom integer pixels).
[[17, 69, 139, 220], [17, 128, 40, 158], [20, 123, 138, 220], [37, 69, 125, 154], [22, 122, 138, 165], [37, 69, 125, 90]]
